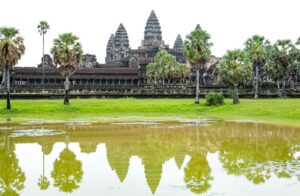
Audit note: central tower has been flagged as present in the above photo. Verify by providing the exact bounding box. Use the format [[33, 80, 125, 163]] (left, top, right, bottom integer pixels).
[[139, 10, 164, 49]]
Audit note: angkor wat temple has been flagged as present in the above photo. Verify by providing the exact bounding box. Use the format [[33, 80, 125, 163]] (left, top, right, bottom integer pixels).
[[0, 10, 299, 98]]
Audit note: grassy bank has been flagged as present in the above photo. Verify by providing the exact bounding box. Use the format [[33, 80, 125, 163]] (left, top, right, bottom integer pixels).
[[0, 98, 299, 126]]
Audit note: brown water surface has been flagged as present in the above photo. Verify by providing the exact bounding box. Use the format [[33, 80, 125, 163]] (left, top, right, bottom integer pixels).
[[0, 121, 299, 195]]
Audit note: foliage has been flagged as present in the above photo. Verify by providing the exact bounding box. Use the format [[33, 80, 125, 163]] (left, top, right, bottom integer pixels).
[[244, 35, 270, 67], [37, 21, 50, 35], [265, 40, 294, 80], [218, 49, 253, 86], [146, 50, 190, 83], [0, 27, 25, 69], [183, 29, 212, 68], [205, 92, 224, 106], [50, 33, 83, 77]]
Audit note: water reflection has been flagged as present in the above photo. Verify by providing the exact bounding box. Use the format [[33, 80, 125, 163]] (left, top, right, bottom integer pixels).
[[0, 121, 299, 195]]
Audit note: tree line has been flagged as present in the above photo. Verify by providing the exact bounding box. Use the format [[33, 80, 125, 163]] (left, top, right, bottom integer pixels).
[[147, 27, 300, 104]]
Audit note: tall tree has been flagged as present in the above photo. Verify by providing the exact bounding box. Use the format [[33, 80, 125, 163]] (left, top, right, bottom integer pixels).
[[244, 35, 270, 98], [218, 49, 253, 104], [184, 28, 212, 104], [0, 27, 25, 109], [265, 40, 294, 97], [50, 33, 83, 105], [37, 21, 50, 91]]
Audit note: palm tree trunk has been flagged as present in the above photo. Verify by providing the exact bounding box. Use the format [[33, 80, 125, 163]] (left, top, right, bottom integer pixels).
[[195, 68, 200, 104], [277, 81, 282, 97], [254, 65, 259, 99], [1, 67, 6, 85], [64, 76, 70, 105], [233, 84, 239, 104], [42, 33, 45, 92], [6, 67, 11, 109]]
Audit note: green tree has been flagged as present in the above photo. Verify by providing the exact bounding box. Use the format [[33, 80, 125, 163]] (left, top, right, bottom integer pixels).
[[184, 28, 212, 104], [50, 33, 83, 105], [244, 35, 270, 98], [265, 40, 294, 97], [218, 49, 253, 104], [37, 21, 50, 91], [0, 27, 25, 109], [146, 50, 182, 85], [51, 147, 83, 193], [174, 63, 190, 88]]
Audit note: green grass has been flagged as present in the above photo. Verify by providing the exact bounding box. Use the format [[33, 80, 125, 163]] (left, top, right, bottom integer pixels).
[[0, 98, 299, 126]]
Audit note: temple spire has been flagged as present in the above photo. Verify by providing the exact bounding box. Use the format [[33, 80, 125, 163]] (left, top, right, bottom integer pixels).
[[195, 24, 202, 30], [106, 23, 130, 64], [173, 34, 183, 50], [105, 34, 115, 63], [140, 10, 163, 49]]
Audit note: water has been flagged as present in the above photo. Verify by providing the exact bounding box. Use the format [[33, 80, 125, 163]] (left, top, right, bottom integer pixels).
[[0, 121, 299, 196]]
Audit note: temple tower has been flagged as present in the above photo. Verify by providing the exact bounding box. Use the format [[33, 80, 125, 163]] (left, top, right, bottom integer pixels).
[[105, 23, 130, 64], [105, 34, 115, 63], [140, 10, 164, 49], [173, 34, 183, 51], [195, 24, 202, 30]]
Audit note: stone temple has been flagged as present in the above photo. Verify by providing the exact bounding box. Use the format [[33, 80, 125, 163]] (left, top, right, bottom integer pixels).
[[1, 10, 299, 98], [105, 10, 185, 66]]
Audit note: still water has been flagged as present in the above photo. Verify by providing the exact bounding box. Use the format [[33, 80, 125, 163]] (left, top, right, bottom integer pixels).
[[0, 120, 299, 196]]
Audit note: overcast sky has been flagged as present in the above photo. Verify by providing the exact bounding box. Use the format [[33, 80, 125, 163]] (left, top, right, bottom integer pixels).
[[1, 0, 300, 67]]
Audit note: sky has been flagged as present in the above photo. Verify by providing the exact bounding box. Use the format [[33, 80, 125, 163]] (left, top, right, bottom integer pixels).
[[1, 0, 300, 67]]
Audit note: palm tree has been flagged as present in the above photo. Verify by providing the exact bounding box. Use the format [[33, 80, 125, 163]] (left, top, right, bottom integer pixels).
[[184, 28, 212, 104], [0, 27, 25, 109], [265, 40, 294, 97], [218, 49, 253, 104], [244, 35, 270, 99], [37, 21, 50, 91], [50, 33, 83, 105]]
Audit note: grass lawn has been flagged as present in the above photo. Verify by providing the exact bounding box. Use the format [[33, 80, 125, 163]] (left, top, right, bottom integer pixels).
[[0, 98, 299, 126]]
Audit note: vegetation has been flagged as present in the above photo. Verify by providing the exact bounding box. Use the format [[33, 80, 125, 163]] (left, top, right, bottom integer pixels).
[[205, 92, 224, 106], [244, 35, 270, 99], [0, 98, 300, 126], [146, 50, 190, 86], [184, 28, 212, 104], [37, 21, 50, 90], [50, 33, 83, 105], [0, 27, 25, 109], [218, 49, 253, 104]]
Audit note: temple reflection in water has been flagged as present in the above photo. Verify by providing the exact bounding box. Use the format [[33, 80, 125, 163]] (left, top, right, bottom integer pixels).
[[0, 121, 300, 195]]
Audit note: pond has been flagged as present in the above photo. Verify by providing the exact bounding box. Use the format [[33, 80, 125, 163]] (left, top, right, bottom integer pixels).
[[0, 120, 299, 196]]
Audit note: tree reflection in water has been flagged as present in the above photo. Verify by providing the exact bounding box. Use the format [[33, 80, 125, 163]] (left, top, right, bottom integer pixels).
[[184, 153, 213, 194], [51, 136, 83, 193], [0, 135, 25, 196], [0, 121, 299, 195]]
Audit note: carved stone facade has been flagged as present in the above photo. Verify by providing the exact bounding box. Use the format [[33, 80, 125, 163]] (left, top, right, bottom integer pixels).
[[105, 24, 130, 64], [37, 54, 56, 68], [80, 54, 100, 68], [173, 34, 183, 51], [140, 10, 164, 50]]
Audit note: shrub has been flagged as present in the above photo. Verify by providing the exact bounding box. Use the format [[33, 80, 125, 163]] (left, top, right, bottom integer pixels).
[[205, 92, 224, 106]]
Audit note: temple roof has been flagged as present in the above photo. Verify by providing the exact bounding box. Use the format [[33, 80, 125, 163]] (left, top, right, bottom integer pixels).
[[173, 34, 183, 50]]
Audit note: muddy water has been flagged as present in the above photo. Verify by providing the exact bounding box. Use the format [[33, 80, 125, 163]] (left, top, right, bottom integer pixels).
[[0, 121, 299, 196]]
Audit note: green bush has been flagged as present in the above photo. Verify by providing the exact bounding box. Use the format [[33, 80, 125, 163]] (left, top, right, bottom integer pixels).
[[205, 92, 224, 106]]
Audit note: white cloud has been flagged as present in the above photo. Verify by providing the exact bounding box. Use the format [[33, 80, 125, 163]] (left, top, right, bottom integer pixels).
[[0, 0, 299, 67]]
